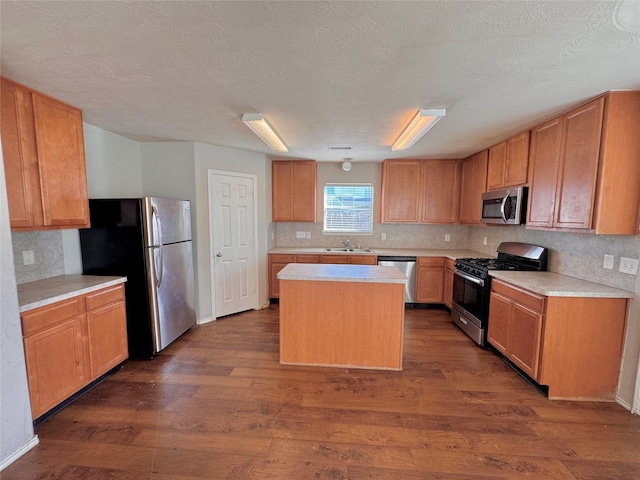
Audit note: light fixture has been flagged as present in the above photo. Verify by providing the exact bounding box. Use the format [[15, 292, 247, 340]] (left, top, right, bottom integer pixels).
[[391, 108, 446, 151], [242, 113, 288, 152], [342, 159, 352, 172]]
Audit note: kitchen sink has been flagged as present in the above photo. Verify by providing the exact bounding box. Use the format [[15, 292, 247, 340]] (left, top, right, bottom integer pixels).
[[324, 248, 374, 253]]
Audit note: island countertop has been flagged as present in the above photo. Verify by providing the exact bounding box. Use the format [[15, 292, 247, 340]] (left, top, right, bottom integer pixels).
[[277, 263, 408, 283], [17, 274, 128, 312]]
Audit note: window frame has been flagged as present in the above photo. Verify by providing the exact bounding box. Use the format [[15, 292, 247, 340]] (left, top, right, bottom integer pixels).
[[322, 183, 374, 235]]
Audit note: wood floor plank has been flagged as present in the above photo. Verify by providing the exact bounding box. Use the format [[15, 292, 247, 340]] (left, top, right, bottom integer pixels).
[[4, 304, 640, 479]]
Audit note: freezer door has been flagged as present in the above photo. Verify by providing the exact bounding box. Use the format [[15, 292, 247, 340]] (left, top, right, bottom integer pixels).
[[145, 240, 196, 353], [143, 197, 192, 246]]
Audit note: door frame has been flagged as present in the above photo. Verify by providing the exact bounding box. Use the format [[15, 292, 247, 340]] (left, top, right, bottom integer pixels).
[[208, 169, 259, 319]]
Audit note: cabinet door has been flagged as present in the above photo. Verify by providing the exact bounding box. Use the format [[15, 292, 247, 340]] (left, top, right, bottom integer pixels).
[[350, 255, 377, 265], [504, 131, 530, 187], [1, 78, 40, 228], [381, 160, 423, 223], [487, 291, 511, 355], [415, 258, 444, 303], [554, 98, 604, 229], [422, 160, 460, 223], [32, 92, 89, 227], [23, 317, 86, 419], [87, 302, 128, 378], [508, 303, 544, 380], [458, 150, 488, 224], [527, 118, 563, 227], [269, 254, 295, 298], [272, 162, 294, 222], [487, 141, 507, 191]]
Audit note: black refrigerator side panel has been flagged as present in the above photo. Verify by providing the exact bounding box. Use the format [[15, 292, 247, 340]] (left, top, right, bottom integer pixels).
[[79, 199, 154, 358]]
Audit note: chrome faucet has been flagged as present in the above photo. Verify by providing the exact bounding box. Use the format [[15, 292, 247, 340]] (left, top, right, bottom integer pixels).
[[341, 239, 351, 249]]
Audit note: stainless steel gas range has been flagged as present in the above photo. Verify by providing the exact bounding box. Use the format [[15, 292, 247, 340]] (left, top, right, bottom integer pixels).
[[451, 242, 548, 346]]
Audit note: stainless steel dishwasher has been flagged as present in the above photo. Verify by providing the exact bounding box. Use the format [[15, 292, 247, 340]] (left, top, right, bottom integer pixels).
[[377, 256, 416, 303]]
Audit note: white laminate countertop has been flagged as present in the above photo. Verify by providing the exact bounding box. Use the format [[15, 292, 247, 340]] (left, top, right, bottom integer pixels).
[[269, 247, 488, 259], [277, 263, 408, 284], [490, 271, 634, 299], [17, 274, 128, 312]]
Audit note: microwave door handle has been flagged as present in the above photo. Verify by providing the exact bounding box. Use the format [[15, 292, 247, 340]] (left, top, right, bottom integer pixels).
[[500, 192, 510, 223]]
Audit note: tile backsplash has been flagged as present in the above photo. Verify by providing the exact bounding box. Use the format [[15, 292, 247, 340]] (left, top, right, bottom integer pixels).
[[12, 231, 65, 284]]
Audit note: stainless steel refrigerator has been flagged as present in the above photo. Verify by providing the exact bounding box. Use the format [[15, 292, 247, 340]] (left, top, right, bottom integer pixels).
[[80, 197, 196, 358]]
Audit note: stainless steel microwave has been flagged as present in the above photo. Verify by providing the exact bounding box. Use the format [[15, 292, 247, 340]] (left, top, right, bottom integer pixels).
[[481, 187, 527, 224]]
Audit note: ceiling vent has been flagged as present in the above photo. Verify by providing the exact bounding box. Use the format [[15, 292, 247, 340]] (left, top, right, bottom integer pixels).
[[328, 145, 353, 151]]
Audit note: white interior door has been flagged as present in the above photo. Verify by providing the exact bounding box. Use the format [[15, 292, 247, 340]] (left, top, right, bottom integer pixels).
[[209, 171, 258, 318]]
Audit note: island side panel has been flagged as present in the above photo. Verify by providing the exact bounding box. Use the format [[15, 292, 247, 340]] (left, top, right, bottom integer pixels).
[[279, 279, 405, 370]]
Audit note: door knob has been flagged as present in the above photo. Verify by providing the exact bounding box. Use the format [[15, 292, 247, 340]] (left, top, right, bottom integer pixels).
[[216, 252, 222, 257]]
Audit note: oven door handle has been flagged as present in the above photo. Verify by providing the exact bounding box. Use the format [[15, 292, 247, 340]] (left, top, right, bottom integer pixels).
[[454, 270, 485, 287]]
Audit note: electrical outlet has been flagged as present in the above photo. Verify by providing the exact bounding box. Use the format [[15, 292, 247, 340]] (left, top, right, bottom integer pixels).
[[23, 250, 35, 265], [619, 257, 639, 275], [381, 233, 386, 240], [603, 254, 614, 269], [305, 231, 311, 239], [483, 237, 488, 246], [296, 231, 305, 239], [445, 234, 451, 242]]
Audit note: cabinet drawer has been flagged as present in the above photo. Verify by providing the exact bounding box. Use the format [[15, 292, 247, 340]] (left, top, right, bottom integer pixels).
[[85, 285, 124, 311], [417, 257, 445, 267], [296, 254, 320, 263], [22, 297, 83, 337], [350, 255, 377, 265], [270, 254, 295, 263], [492, 280, 545, 313]]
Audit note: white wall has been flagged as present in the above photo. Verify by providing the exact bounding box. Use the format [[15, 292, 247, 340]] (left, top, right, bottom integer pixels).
[[0, 144, 37, 470], [83, 123, 143, 198], [193, 142, 272, 322]]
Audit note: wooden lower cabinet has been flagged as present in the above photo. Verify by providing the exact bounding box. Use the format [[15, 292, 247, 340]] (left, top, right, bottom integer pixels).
[[415, 257, 444, 303], [443, 258, 454, 308], [21, 284, 128, 419], [488, 279, 628, 400]]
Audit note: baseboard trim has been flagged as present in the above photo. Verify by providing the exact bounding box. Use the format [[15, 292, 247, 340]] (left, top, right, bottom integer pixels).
[[616, 395, 634, 413], [0, 435, 39, 471]]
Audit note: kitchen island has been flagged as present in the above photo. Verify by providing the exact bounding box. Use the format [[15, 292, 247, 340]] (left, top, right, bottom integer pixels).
[[277, 263, 407, 370]]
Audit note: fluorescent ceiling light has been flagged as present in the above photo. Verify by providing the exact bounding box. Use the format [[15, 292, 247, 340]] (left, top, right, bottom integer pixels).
[[242, 113, 288, 152], [391, 108, 446, 151]]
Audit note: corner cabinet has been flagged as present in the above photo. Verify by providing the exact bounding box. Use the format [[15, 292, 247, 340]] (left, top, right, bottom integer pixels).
[[488, 279, 628, 400], [21, 284, 128, 419], [272, 160, 317, 222], [381, 159, 460, 224], [1, 77, 90, 231], [486, 131, 530, 191], [458, 150, 488, 225], [527, 91, 640, 234]]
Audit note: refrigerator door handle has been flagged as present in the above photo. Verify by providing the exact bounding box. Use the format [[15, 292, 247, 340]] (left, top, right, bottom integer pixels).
[[151, 205, 164, 287]]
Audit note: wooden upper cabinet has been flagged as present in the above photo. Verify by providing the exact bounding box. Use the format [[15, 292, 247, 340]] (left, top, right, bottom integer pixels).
[[422, 160, 460, 224], [381, 160, 422, 223], [272, 160, 316, 222], [487, 131, 529, 191], [527, 91, 640, 234], [1, 78, 40, 228], [458, 149, 488, 224], [381, 159, 460, 224], [1, 77, 90, 231]]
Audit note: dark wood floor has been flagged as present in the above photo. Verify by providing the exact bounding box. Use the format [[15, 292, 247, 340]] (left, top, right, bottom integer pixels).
[[5, 305, 640, 479]]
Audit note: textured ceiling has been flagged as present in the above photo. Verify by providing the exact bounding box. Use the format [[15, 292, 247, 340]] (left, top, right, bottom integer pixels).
[[1, 1, 639, 162]]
